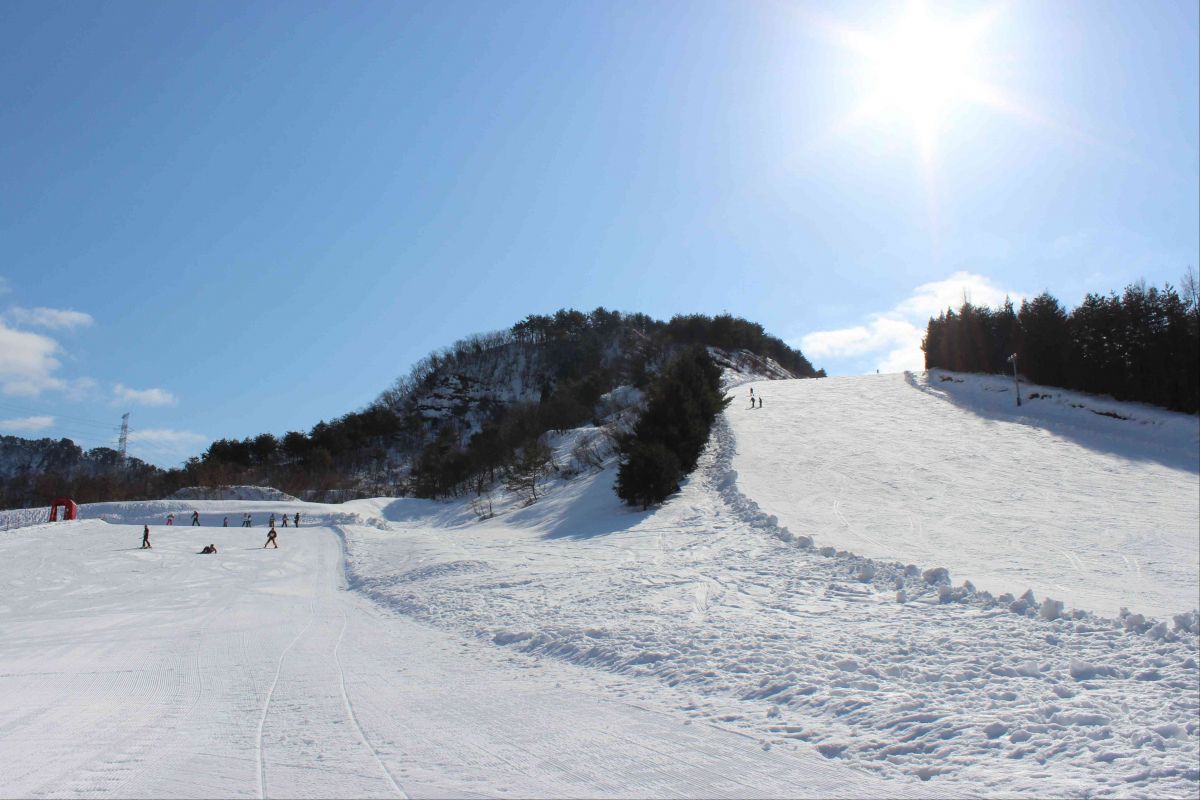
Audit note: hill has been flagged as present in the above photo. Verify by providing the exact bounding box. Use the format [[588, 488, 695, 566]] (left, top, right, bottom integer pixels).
[[0, 309, 818, 509]]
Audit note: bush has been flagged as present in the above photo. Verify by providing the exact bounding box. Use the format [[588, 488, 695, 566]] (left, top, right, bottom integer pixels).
[[615, 442, 682, 509]]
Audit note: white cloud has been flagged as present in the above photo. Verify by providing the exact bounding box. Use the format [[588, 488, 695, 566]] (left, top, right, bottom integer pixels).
[[0, 320, 65, 397], [6, 306, 94, 330], [113, 383, 178, 407], [893, 271, 1019, 319], [798, 272, 1024, 374], [128, 428, 207, 446], [0, 415, 55, 432]]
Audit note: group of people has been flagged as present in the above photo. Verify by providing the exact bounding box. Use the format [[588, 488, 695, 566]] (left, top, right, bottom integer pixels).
[[171, 511, 301, 528], [164, 511, 204, 526], [268, 512, 299, 528], [141, 516, 292, 552], [749, 387, 764, 409]]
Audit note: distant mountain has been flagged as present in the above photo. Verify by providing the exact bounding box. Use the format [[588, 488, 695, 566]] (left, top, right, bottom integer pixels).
[[0, 309, 821, 508]]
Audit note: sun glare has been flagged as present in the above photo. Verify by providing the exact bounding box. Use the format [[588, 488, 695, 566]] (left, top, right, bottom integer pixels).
[[872, 5, 975, 153], [816, 1, 1005, 163]]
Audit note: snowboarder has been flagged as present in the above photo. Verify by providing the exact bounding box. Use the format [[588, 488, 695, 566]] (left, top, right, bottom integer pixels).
[[294, 512, 300, 528], [264, 527, 278, 549], [141, 525, 151, 549], [191, 510, 200, 526], [199, 544, 217, 554]]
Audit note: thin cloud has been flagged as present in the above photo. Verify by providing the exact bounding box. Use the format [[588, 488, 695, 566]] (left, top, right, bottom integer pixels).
[[6, 306, 94, 331], [113, 383, 178, 407], [0, 415, 55, 432], [799, 271, 1024, 374], [128, 428, 207, 446]]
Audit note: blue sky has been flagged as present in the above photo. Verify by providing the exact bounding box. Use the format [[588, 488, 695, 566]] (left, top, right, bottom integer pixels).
[[1, 0, 1196, 466]]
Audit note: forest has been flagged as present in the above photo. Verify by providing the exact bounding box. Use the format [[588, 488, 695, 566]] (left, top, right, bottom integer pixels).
[[922, 275, 1199, 413]]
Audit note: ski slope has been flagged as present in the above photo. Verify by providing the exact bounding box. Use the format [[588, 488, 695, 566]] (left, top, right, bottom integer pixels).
[[1, 371, 1197, 798], [0, 518, 927, 798], [730, 371, 1200, 619]]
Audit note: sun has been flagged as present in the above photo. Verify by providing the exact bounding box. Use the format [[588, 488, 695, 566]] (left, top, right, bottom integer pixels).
[[871, 4, 976, 153], [819, 1, 1004, 161]]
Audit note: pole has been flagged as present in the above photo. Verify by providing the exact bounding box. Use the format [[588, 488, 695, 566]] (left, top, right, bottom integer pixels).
[[1007, 353, 1021, 407]]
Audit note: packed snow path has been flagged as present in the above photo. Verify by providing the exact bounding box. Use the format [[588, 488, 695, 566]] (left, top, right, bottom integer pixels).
[[0, 520, 924, 799], [731, 371, 1200, 619]]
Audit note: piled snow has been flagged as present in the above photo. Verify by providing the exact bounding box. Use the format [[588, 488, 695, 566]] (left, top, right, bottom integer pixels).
[[170, 485, 299, 501]]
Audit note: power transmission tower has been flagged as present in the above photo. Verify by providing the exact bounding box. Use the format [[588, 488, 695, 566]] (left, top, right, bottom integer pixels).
[[118, 413, 130, 462]]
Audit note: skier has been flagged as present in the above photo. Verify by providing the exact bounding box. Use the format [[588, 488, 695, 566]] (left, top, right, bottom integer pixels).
[[758, 397, 763, 409], [269, 513, 276, 528], [294, 512, 300, 528], [223, 516, 229, 527], [263, 527, 278, 549], [166, 513, 174, 526], [281, 513, 288, 528], [141, 525, 151, 549], [191, 510, 200, 526], [199, 544, 217, 554]]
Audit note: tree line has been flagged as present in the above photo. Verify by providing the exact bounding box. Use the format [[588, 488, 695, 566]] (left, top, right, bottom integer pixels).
[[923, 274, 1200, 413]]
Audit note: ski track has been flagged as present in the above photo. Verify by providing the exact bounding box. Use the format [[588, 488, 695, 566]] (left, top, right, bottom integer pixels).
[[335, 374, 1199, 799], [2, 371, 1197, 798], [0, 521, 920, 798]]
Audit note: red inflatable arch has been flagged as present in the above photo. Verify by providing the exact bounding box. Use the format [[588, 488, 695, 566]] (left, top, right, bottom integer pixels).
[[49, 497, 78, 522]]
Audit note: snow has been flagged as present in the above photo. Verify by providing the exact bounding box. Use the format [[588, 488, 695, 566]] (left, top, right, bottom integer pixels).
[[729, 370, 1199, 620], [0, 517, 921, 798], [1, 370, 1197, 798]]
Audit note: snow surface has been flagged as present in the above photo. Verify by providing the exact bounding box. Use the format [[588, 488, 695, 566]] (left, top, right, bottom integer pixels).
[[2, 371, 1197, 798], [729, 371, 1200, 620], [0, 517, 926, 798]]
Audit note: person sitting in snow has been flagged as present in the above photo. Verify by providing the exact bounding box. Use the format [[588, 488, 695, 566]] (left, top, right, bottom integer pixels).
[[199, 544, 217, 554], [264, 527, 278, 549]]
